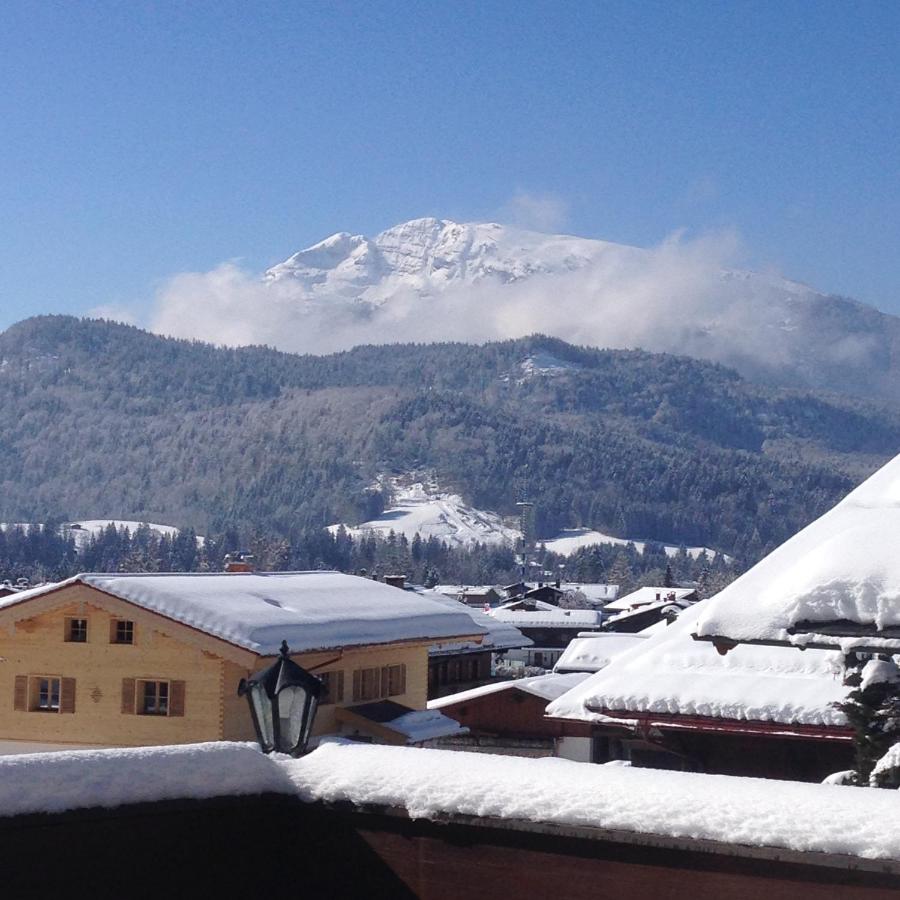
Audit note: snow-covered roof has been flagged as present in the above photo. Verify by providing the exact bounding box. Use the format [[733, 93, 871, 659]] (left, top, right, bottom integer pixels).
[[553, 633, 648, 673], [693, 453, 900, 652], [490, 606, 602, 629], [416, 590, 531, 654], [546, 609, 848, 728], [289, 742, 900, 862], [604, 600, 682, 627], [560, 582, 619, 603], [0, 572, 484, 656], [428, 672, 590, 709], [603, 586, 694, 613]]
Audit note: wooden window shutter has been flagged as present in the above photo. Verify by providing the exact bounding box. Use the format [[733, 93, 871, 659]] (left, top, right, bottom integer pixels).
[[169, 681, 186, 717], [380, 666, 389, 697], [398, 664, 406, 696], [121, 678, 136, 714], [13, 676, 27, 712], [352, 669, 361, 701], [109, 619, 118, 643], [336, 670, 345, 703], [60, 678, 76, 714]]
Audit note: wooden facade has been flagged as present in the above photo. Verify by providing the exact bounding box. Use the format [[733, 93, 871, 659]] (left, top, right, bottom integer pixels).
[[0, 582, 435, 747]]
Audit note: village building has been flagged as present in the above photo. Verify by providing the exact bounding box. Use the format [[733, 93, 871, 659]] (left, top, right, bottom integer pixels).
[[559, 582, 619, 607], [429, 672, 591, 755], [547, 455, 900, 780], [603, 585, 697, 615], [546, 614, 853, 778], [417, 590, 531, 698], [491, 600, 603, 669], [0, 570, 482, 750], [432, 585, 505, 608]]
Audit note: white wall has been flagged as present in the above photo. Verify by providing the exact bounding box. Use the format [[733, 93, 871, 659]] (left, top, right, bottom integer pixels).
[[556, 736, 592, 763]]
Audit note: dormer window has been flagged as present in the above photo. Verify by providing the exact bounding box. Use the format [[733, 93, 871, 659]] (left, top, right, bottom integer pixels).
[[65, 618, 88, 643], [110, 619, 134, 645]]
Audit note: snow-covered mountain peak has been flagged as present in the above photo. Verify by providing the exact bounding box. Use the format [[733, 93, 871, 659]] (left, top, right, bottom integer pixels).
[[264, 218, 634, 300]]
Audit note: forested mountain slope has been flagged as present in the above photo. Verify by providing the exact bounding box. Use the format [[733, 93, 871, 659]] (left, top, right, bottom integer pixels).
[[0, 315, 896, 562]]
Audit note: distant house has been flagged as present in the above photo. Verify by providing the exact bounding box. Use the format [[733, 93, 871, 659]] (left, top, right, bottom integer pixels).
[[417, 590, 531, 698], [559, 582, 619, 608], [604, 586, 697, 614], [429, 672, 591, 752], [603, 587, 698, 634], [0, 571, 481, 749], [492, 601, 603, 669]]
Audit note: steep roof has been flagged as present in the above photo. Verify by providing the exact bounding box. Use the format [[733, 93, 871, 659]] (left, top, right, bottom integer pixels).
[[546, 608, 848, 728], [0, 572, 484, 656], [693, 453, 900, 652]]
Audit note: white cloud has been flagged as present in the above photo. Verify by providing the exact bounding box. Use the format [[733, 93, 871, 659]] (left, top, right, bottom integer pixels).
[[151, 227, 777, 367]]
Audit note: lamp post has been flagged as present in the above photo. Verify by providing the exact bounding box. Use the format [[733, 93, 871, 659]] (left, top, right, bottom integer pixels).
[[238, 640, 323, 756]]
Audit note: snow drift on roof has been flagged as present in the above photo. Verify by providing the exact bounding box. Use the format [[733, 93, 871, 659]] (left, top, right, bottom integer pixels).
[[546, 609, 847, 727], [693, 453, 900, 648], [0, 572, 483, 655]]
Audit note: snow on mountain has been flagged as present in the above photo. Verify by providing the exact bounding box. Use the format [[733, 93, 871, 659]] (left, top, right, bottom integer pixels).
[[542, 528, 719, 560], [329, 480, 722, 558], [328, 481, 520, 549], [265, 218, 624, 304]]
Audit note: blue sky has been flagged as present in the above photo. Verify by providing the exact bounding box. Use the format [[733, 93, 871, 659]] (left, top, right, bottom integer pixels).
[[1, 0, 898, 331]]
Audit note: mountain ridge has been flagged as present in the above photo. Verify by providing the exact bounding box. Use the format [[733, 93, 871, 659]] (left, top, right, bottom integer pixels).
[[1, 315, 897, 565]]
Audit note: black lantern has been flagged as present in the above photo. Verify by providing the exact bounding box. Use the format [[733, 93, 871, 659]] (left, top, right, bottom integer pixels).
[[238, 640, 323, 756]]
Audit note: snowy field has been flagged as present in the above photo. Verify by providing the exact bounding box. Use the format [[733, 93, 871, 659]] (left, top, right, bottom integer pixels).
[[329, 480, 721, 557]]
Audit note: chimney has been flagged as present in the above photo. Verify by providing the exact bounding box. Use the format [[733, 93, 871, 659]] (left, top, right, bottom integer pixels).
[[384, 574, 406, 590], [224, 552, 255, 573]]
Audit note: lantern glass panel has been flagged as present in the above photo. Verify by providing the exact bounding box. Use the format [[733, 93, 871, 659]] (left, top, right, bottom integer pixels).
[[248, 681, 275, 752], [277, 684, 310, 751]]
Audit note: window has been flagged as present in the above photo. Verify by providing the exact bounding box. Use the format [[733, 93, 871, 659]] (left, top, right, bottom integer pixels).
[[110, 619, 134, 644], [65, 618, 88, 643], [381, 664, 406, 697], [352, 667, 381, 702], [140, 680, 168, 715], [14, 675, 75, 713], [37, 677, 60, 711], [319, 670, 344, 705], [121, 678, 185, 717]]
